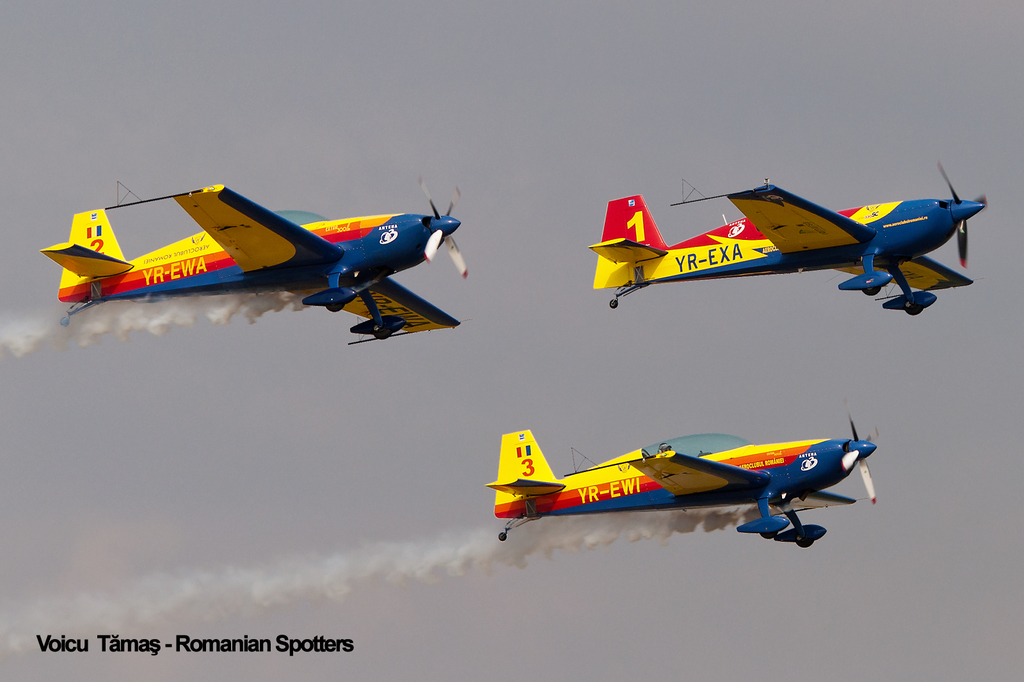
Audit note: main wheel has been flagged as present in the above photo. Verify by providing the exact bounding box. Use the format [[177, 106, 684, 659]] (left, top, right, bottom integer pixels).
[[759, 531, 778, 539], [609, 299, 619, 309], [326, 302, 344, 312], [373, 327, 393, 340], [905, 304, 924, 316], [796, 537, 814, 548], [862, 286, 881, 296], [498, 532, 507, 542]]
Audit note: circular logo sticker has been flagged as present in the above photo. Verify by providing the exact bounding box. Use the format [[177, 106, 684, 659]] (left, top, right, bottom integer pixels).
[[379, 229, 398, 245], [800, 456, 818, 472], [727, 223, 745, 238]]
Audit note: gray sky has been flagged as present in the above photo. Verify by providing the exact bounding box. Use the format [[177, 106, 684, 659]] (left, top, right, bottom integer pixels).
[[1, 1, 1022, 679]]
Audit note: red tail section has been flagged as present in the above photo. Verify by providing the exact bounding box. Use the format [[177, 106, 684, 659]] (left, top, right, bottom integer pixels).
[[601, 195, 668, 250]]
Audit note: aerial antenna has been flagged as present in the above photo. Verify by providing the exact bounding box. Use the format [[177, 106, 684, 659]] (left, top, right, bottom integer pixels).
[[116, 181, 142, 207], [670, 178, 730, 206], [569, 446, 598, 474]]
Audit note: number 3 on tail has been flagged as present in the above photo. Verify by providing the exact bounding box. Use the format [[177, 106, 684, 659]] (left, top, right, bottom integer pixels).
[[627, 211, 645, 242], [522, 459, 535, 476]]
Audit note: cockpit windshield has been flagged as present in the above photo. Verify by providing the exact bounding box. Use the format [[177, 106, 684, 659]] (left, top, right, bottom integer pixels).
[[642, 433, 751, 458], [275, 210, 328, 226]]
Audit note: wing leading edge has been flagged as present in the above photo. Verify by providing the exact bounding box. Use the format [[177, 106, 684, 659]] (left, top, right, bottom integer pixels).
[[729, 185, 876, 253]]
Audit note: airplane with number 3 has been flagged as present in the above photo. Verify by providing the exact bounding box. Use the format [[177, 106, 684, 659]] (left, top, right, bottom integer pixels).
[[41, 180, 466, 341], [591, 166, 986, 315], [488, 415, 878, 548]]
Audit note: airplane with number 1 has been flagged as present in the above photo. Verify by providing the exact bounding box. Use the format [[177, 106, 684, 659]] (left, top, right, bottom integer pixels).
[[591, 166, 986, 315], [488, 416, 878, 548], [41, 180, 466, 341]]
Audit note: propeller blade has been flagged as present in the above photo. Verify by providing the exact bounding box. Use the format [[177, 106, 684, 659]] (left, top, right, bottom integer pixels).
[[957, 219, 968, 268], [866, 427, 879, 443], [424, 229, 444, 262], [418, 176, 441, 219], [445, 235, 467, 278], [445, 187, 461, 216], [844, 398, 859, 442], [842, 450, 859, 472], [859, 459, 876, 504], [938, 162, 961, 204]]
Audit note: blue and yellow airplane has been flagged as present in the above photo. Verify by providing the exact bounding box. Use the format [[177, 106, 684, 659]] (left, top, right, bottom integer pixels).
[[41, 181, 466, 340], [592, 167, 986, 314], [489, 419, 877, 548]]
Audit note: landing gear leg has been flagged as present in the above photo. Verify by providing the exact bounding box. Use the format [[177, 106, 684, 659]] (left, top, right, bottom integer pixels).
[[498, 515, 535, 541], [886, 265, 927, 315], [608, 282, 648, 310], [60, 299, 102, 326], [357, 289, 389, 338]]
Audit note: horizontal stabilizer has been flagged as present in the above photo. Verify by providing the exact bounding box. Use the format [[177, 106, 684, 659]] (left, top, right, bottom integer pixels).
[[40, 243, 133, 278], [589, 238, 667, 264], [486, 478, 566, 497]]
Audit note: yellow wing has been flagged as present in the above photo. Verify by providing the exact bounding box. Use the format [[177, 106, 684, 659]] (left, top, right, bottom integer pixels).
[[837, 255, 972, 291], [729, 186, 877, 253], [627, 451, 770, 496], [341, 278, 460, 333], [174, 185, 343, 271]]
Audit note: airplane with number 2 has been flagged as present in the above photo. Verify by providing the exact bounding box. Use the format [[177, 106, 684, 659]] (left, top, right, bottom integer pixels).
[[591, 166, 986, 315], [41, 180, 466, 341], [488, 416, 878, 548]]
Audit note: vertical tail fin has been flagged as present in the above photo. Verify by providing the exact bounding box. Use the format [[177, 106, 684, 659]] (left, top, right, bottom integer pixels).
[[591, 195, 669, 289], [600, 195, 668, 250], [41, 210, 132, 301], [487, 430, 565, 516]]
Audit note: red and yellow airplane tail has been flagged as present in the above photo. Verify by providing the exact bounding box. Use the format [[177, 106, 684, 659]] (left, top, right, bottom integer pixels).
[[590, 195, 670, 290], [600, 195, 668, 250], [487, 430, 566, 517], [41, 210, 133, 301]]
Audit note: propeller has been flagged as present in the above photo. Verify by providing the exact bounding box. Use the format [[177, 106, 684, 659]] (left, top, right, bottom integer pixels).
[[418, 178, 467, 277], [938, 163, 987, 268], [842, 400, 878, 504]]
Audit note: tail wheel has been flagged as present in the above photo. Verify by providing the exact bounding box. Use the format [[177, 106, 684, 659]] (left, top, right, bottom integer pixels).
[[498, 532, 507, 542], [609, 299, 618, 309]]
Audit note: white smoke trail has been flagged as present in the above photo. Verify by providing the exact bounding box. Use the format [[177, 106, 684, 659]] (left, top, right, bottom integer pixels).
[[0, 293, 305, 359], [0, 509, 755, 658]]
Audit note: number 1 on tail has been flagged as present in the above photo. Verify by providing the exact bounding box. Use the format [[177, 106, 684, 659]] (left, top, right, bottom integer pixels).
[[627, 211, 645, 242]]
